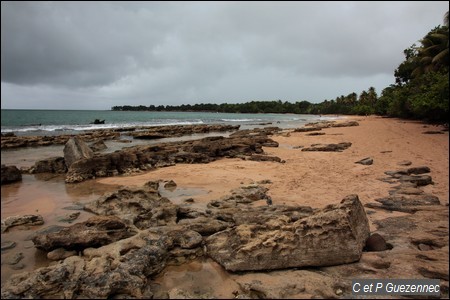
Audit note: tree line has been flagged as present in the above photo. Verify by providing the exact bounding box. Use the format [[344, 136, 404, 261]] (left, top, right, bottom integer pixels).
[[113, 12, 448, 123]]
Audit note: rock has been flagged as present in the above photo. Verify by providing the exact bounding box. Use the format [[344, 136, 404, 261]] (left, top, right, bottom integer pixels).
[[56, 212, 80, 223], [3, 252, 25, 265], [63, 136, 94, 168], [32, 157, 67, 174], [399, 175, 433, 186], [1, 214, 44, 233], [355, 157, 373, 165], [206, 194, 370, 271], [306, 132, 326, 136], [364, 233, 388, 251], [302, 142, 352, 152], [1, 241, 17, 251], [1, 165, 22, 184], [32, 215, 136, 252], [247, 154, 282, 162], [47, 248, 78, 260], [65, 134, 279, 183], [89, 139, 107, 152], [366, 194, 440, 213], [407, 166, 431, 174], [84, 188, 177, 229], [294, 127, 323, 132], [25, 225, 66, 241], [397, 160, 412, 166], [164, 180, 177, 189]]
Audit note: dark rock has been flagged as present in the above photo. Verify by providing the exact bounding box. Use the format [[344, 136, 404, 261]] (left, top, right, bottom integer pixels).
[[32, 157, 67, 174], [355, 157, 373, 165], [407, 166, 431, 174], [422, 131, 444, 134], [399, 175, 433, 186], [32, 215, 136, 252], [1, 241, 17, 251], [65, 133, 279, 183], [364, 233, 387, 251], [63, 136, 94, 168], [247, 154, 282, 162], [302, 142, 352, 152], [1, 165, 22, 184], [294, 127, 323, 132], [306, 132, 326, 136]]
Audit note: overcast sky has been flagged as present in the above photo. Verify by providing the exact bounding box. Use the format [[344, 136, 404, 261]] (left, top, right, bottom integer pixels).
[[1, 1, 448, 110]]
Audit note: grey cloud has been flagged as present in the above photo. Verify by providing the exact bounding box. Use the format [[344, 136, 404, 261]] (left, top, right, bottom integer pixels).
[[1, 1, 448, 109]]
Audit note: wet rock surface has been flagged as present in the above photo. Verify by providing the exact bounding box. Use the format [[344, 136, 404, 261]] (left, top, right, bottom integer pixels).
[[2, 183, 372, 298], [1, 165, 22, 184], [65, 133, 279, 183], [1, 214, 44, 233]]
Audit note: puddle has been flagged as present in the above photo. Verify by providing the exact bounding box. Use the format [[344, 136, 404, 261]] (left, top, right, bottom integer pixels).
[[153, 257, 239, 298], [158, 184, 210, 211]]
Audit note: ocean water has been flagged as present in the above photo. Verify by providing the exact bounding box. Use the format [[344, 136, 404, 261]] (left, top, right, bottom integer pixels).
[[1, 109, 339, 136]]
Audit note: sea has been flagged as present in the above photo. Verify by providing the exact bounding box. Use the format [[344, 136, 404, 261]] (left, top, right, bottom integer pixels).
[[1, 109, 340, 136]]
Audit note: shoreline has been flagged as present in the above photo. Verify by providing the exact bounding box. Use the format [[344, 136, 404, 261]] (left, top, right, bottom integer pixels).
[[1, 115, 448, 298]]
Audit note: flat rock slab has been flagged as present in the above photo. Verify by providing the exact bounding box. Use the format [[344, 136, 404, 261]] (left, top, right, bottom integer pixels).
[[32, 215, 136, 252], [206, 194, 370, 271], [1, 214, 44, 233], [302, 142, 352, 152]]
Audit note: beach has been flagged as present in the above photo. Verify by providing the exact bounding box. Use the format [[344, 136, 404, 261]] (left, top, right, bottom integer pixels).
[[1, 115, 449, 298]]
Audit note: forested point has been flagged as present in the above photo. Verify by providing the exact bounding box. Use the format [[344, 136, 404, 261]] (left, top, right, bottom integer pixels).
[[113, 12, 449, 124]]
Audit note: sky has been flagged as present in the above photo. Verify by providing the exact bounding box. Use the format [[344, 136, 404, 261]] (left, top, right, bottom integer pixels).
[[1, 1, 448, 110]]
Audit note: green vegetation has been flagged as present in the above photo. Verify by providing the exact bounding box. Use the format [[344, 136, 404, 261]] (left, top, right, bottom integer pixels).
[[113, 12, 448, 123]]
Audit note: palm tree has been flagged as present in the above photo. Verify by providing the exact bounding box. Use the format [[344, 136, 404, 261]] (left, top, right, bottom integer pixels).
[[413, 12, 449, 76]]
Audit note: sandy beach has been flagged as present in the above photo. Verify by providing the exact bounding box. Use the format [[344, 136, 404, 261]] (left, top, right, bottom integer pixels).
[[1, 115, 449, 298], [99, 115, 449, 225]]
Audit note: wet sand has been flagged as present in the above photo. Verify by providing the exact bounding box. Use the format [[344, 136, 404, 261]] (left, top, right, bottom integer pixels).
[[1, 115, 448, 296]]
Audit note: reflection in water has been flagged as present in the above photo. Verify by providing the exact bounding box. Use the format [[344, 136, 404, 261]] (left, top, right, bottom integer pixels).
[[0, 174, 121, 285]]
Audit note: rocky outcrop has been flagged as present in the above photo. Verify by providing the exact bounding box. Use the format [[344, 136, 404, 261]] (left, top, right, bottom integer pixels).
[[65, 134, 279, 183], [355, 157, 373, 165], [1, 165, 22, 184], [302, 142, 352, 152], [32, 215, 136, 252], [31, 157, 67, 174], [368, 165, 440, 213], [1, 130, 120, 149], [84, 188, 178, 229], [131, 124, 240, 139], [64, 137, 94, 168], [206, 194, 370, 271], [2, 185, 374, 298]]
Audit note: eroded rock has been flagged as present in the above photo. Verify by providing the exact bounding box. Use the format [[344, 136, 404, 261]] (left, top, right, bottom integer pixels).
[[206, 194, 370, 271], [32, 215, 136, 252]]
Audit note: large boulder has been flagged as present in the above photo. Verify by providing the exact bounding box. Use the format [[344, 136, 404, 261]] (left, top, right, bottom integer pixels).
[[63, 136, 94, 168], [206, 195, 370, 271], [1, 165, 22, 184]]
